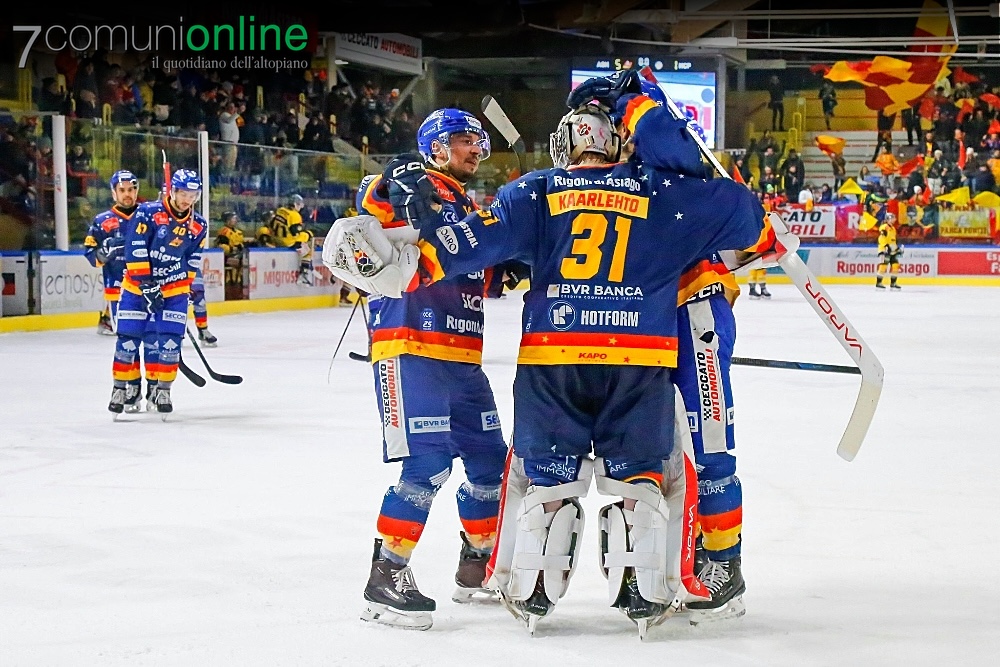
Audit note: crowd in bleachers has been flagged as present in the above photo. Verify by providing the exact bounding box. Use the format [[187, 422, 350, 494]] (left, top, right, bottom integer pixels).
[[726, 71, 1000, 240]]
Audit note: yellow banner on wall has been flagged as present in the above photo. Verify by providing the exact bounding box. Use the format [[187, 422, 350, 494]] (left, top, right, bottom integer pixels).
[[938, 208, 993, 238]]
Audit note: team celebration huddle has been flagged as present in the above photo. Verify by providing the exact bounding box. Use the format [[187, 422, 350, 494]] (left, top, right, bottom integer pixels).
[[321, 67, 809, 638]]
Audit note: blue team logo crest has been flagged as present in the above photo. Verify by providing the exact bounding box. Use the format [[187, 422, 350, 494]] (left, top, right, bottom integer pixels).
[[420, 308, 435, 331], [548, 301, 576, 331]]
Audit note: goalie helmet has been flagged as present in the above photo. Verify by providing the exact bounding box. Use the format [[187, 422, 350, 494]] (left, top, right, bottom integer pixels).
[[549, 104, 621, 169], [417, 108, 491, 163]]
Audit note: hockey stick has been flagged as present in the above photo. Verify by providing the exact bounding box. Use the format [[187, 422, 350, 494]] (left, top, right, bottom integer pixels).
[[326, 297, 361, 383], [184, 327, 243, 384], [482, 95, 526, 176], [732, 356, 860, 375], [178, 352, 207, 386], [637, 66, 884, 461]]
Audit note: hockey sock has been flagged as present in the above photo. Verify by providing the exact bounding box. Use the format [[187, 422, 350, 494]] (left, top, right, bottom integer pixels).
[[113, 336, 142, 384], [456, 482, 501, 553], [157, 334, 182, 383], [143, 333, 160, 385], [697, 454, 742, 561], [377, 479, 440, 564]]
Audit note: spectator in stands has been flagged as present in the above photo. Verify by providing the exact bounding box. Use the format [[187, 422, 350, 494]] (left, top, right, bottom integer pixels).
[[324, 84, 355, 143], [901, 103, 921, 147], [732, 153, 753, 187], [779, 147, 805, 182], [921, 130, 938, 159], [219, 100, 241, 170], [759, 165, 779, 195], [73, 60, 100, 117], [819, 80, 837, 130], [963, 107, 989, 151], [782, 163, 805, 202], [299, 112, 332, 152], [875, 146, 900, 191], [927, 149, 945, 195], [767, 74, 785, 131], [871, 110, 897, 162], [831, 152, 847, 191], [818, 183, 833, 203], [66, 143, 94, 198]]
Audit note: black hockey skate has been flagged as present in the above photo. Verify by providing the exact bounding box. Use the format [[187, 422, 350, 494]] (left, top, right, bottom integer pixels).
[[747, 284, 760, 299], [198, 327, 218, 347], [144, 382, 158, 412], [507, 577, 554, 636], [759, 285, 772, 299], [361, 538, 435, 630], [108, 386, 127, 415], [452, 531, 498, 604], [148, 385, 173, 419], [613, 570, 670, 639], [686, 556, 746, 625], [123, 384, 142, 413]]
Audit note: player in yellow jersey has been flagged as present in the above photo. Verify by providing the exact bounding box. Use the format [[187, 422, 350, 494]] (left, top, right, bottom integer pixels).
[[268, 194, 315, 284], [876, 211, 903, 289], [747, 267, 771, 299]]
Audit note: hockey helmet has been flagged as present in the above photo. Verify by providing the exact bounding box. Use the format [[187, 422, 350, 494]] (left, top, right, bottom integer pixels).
[[110, 170, 138, 190], [171, 168, 202, 192], [417, 108, 491, 163]]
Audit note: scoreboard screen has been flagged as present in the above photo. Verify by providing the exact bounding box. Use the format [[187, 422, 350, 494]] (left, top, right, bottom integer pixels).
[[571, 56, 719, 148]]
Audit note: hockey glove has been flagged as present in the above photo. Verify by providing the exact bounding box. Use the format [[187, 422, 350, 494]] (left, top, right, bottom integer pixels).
[[139, 282, 164, 313], [380, 153, 443, 229], [500, 260, 531, 291], [96, 236, 124, 264], [566, 68, 642, 112]]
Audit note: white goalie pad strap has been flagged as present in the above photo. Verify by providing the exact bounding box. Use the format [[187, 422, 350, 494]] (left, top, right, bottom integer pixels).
[[599, 503, 628, 604], [507, 497, 585, 604], [603, 551, 660, 570]]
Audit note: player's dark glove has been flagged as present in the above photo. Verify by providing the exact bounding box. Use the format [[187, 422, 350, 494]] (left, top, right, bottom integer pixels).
[[379, 153, 443, 229], [139, 282, 163, 313], [96, 236, 124, 264], [897, 244, 904, 257], [566, 68, 642, 112], [501, 260, 531, 291]]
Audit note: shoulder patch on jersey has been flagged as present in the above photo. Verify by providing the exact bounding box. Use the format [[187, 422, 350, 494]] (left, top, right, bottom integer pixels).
[[153, 211, 170, 226], [188, 220, 204, 237], [100, 218, 120, 233]]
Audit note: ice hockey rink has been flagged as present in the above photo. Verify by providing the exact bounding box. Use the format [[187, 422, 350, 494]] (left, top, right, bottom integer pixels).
[[2, 283, 999, 666]]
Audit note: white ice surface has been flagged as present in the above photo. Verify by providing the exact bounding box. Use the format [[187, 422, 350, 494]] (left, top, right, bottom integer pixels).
[[2, 284, 999, 666]]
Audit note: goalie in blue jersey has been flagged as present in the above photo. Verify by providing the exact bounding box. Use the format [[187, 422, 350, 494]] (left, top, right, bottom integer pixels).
[[325, 69, 797, 636]]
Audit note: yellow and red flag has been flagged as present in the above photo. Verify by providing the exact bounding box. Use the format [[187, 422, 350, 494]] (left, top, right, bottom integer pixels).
[[822, 0, 955, 115], [814, 135, 845, 157]]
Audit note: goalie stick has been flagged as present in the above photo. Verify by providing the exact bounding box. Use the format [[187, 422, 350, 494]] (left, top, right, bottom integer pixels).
[[482, 95, 526, 176], [637, 67, 884, 461]]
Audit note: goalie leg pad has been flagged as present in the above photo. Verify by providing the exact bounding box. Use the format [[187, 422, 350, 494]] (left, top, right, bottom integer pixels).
[[596, 468, 674, 605], [503, 460, 593, 605]]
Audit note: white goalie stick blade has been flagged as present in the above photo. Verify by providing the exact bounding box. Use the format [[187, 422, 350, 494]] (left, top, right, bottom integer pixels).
[[638, 66, 885, 461], [766, 214, 885, 461], [481, 95, 526, 172]]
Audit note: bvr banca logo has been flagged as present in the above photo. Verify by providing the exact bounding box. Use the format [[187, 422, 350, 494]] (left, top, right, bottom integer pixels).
[[548, 300, 576, 331]]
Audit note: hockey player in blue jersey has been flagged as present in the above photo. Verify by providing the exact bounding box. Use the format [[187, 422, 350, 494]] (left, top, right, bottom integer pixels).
[[110, 169, 208, 417], [325, 73, 798, 636], [341, 108, 519, 631], [88, 170, 161, 413], [190, 263, 218, 347], [620, 78, 751, 624]]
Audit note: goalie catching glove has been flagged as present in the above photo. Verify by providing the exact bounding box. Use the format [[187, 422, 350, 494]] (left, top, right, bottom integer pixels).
[[321, 215, 420, 298], [377, 153, 443, 229]]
